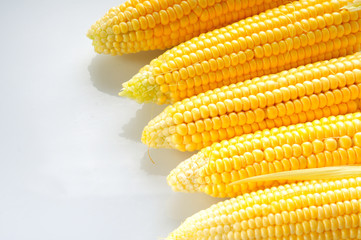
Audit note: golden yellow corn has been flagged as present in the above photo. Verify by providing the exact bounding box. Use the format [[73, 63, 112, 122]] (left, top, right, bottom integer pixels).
[[167, 176, 361, 239], [121, 0, 361, 104], [142, 53, 361, 152], [87, 0, 290, 55], [167, 112, 361, 197]]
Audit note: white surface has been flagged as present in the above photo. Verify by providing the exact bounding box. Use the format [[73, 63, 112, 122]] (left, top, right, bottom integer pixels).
[[0, 1, 222, 239]]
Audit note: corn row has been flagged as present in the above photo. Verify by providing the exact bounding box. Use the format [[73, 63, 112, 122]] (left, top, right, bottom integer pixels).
[[167, 112, 361, 197], [87, 0, 290, 55], [167, 177, 361, 239], [121, 0, 361, 104], [142, 53, 361, 152]]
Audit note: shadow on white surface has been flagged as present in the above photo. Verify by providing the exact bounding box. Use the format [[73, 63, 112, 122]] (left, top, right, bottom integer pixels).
[[167, 192, 225, 220], [88, 49, 165, 96], [119, 103, 166, 142], [140, 148, 195, 176]]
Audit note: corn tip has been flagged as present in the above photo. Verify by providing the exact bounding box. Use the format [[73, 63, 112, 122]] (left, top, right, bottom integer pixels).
[[120, 71, 161, 103], [86, 28, 94, 39]]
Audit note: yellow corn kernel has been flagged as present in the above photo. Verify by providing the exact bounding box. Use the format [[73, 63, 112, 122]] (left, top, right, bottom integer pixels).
[[339, 135, 353, 148], [324, 138, 338, 151]]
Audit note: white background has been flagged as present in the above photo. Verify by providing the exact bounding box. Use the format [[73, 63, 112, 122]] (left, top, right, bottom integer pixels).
[[0, 0, 224, 239]]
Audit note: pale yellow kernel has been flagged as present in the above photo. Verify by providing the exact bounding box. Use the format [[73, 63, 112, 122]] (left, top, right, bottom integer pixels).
[[159, 10, 169, 25], [241, 97, 251, 111], [192, 133, 202, 143], [176, 124, 187, 136], [339, 136, 352, 149], [300, 97, 311, 112], [283, 144, 293, 158], [120, 22, 128, 33], [216, 102, 227, 115], [131, 19, 140, 31], [212, 117, 221, 130], [224, 99, 234, 112], [216, 159, 224, 173], [274, 146, 284, 160], [353, 132, 361, 147], [254, 109, 265, 123], [245, 111, 255, 125], [244, 152, 254, 165], [324, 138, 338, 151], [253, 149, 264, 163], [183, 111, 193, 123], [265, 148, 275, 162], [187, 123, 196, 135], [200, 105, 210, 118], [273, 89, 283, 103], [209, 104, 218, 117], [249, 95, 259, 110], [255, 46, 264, 58], [276, 104, 286, 117], [171, 134, 183, 144], [292, 144, 302, 158], [266, 106, 278, 119], [211, 173, 222, 184], [312, 139, 325, 154], [156, 75, 165, 85], [173, 113, 184, 124]]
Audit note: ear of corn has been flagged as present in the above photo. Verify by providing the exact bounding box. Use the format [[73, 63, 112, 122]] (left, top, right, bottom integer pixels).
[[142, 53, 361, 152], [167, 175, 361, 240], [87, 0, 290, 55], [167, 112, 361, 197], [121, 0, 361, 104]]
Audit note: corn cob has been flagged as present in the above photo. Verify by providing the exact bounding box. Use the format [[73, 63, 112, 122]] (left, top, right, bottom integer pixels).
[[121, 0, 361, 104], [142, 53, 361, 152], [167, 112, 361, 197], [167, 175, 361, 240], [87, 0, 290, 55]]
